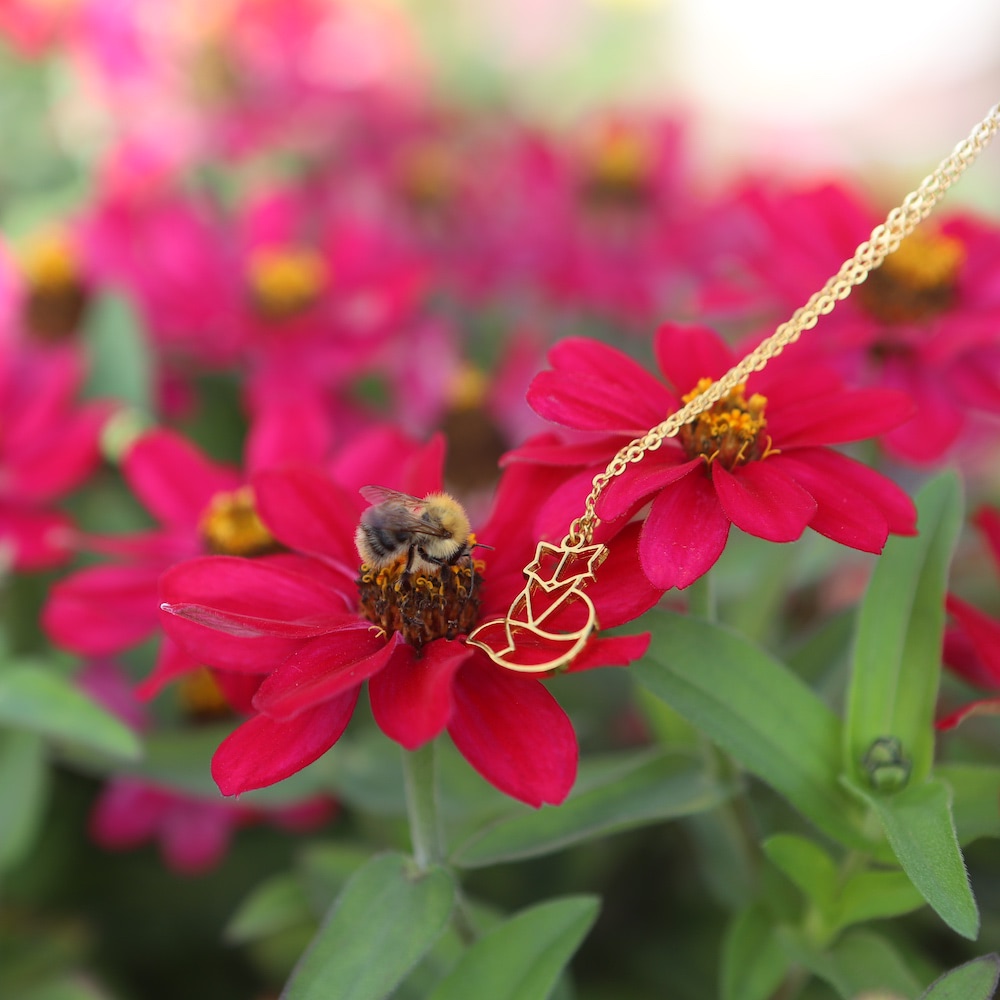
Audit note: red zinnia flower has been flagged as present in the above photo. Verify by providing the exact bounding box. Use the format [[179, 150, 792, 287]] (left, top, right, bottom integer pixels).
[[512, 323, 918, 591], [937, 507, 1000, 731], [158, 455, 655, 808]]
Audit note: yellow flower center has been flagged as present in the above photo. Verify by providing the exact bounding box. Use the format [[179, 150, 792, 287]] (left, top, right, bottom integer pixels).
[[581, 126, 653, 207], [200, 486, 282, 558], [677, 378, 775, 469], [19, 233, 88, 342], [247, 248, 327, 322], [357, 548, 484, 652], [396, 143, 459, 211], [858, 230, 964, 326], [177, 666, 231, 720]]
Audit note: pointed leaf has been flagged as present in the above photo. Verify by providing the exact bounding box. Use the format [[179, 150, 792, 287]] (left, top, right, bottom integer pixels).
[[0, 729, 48, 872], [427, 896, 599, 1000], [834, 868, 925, 931], [937, 764, 1000, 844], [0, 664, 141, 760], [637, 610, 868, 850], [845, 473, 962, 789], [720, 906, 790, 1000], [451, 749, 734, 868], [921, 955, 1000, 1000], [282, 852, 455, 1000], [762, 835, 838, 917], [861, 778, 978, 939], [225, 874, 313, 944]]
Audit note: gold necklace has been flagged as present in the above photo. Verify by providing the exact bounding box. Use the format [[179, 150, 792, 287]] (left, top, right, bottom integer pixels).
[[467, 102, 1000, 673]]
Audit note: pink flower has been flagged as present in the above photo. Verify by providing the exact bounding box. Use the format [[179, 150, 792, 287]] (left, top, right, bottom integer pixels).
[[938, 507, 1000, 731], [158, 452, 654, 808], [718, 181, 1000, 464], [511, 323, 918, 591], [0, 341, 112, 570], [42, 401, 334, 696]]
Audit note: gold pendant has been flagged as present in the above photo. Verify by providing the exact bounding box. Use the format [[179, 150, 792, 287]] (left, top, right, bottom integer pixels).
[[466, 538, 608, 673]]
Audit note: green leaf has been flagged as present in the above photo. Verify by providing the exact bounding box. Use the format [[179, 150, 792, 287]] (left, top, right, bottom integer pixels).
[[281, 852, 455, 1000], [0, 664, 141, 760], [845, 473, 962, 790], [225, 874, 313, 944], [762, 835, 838, 917], [0, 729, 48, 873], [451, 749, 734, 868], [427, 896, 599, 1000], [938, 764, 1000, 844], [780, 927, 923, 999], [833, 868, 925, 931], [15, 976, 115, 1000], [83, 293, 152, 413], [862, 779, 978, 939], [921, 954, 1000, 1000], [636, 610, 867, 850], [720, 906, 789, 1000]]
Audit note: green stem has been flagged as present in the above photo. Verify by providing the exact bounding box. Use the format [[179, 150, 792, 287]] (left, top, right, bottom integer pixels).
[[403, 741, 444, 870], [686, 569, 717, 622]]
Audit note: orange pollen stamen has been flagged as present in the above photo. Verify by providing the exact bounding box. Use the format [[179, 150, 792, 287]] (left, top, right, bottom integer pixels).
[[200, 486, 281, 557], [356, 548, 483, 652], [20, 234, 81, 291], [677, 378, 776, 469], [177, 666, 231, 720]]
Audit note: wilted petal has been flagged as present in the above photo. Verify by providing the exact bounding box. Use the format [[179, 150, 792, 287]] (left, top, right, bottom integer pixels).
[[448, 659, 577, 807], [212, 691, 360, 795]]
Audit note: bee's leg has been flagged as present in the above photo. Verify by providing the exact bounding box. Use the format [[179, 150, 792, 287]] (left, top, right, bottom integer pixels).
[[404, 545, 417, 574]]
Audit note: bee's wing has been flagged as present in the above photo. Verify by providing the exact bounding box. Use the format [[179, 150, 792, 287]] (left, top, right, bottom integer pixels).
[[359, 485, 422, 508]]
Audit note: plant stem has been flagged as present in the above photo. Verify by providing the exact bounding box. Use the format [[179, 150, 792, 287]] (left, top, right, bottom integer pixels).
[[686, 569, 717, 622], [403, 741, 444, 870]]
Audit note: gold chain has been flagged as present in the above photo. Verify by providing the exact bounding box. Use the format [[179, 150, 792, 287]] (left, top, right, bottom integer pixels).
[[468, 102, 1000, 674], [565, 101, 1000, 546]]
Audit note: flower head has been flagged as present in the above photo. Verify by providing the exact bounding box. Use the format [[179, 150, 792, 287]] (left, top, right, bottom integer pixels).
[[513, 323, 918, 591], [159, 451, 654, 808]]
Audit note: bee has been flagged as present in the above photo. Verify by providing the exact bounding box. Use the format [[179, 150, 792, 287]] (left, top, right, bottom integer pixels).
[[355, 486, 485, 575]]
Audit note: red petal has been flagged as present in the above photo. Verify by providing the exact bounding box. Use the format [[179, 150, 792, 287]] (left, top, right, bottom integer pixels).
[[245, 395, 333, 473], [937, 696, 1000, 732], [528, 369, 665, 434], [714, 461, 816, 542], [44, 563, 162, 654], [586, 522, 664, 627], [135, 638, 203, 700], [597, 455, 699, 522], [653, 323, 734, 392], [774, 452, 891, 553], [946, 595, 1000, 684], [160, 801, 235, 874], [564, 632, 651, 673], [370, 640, 471, 749], [252, 628, 404, 720], [212, 692, 359, 795], [768, 388, 916, 447], [639, 470, 731, 590], [0, 505, 73, 570], [974, 507, 1000, 569], [252, 466, 360, 565], [448, 659, 577, 807], [124, 429, 240, 529]]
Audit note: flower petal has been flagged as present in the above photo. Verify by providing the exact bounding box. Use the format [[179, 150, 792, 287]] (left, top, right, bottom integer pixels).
[[212, 691, 360, 795], [135, 638, 203, 700], [563, 632, 652, 673], [946, 594, 1000, 685], [937, 696, 1000, 732], [714, 461, 816, 542], [370, 640, 471, 749], [586, 522, 664, 627], [653, 323, 734, 392], [123, 429, 240, 529], [528, 370, 663, 434], [639, 469, 731, 590], [252, 628, 405, 720], [767, 388, 916, 447], [44, 563, 161, 654], [252, 466, 361, 565], [597, 455, 699, 522], [448, 659, 577, 807]]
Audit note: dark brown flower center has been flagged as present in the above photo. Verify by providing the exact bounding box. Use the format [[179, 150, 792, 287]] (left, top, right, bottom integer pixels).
[[357, 555, 482, 651], [247, 248, 327, 322], [677, 378, 776, 470], [440, 364, 506, 493], [857, 230, 964, 327], [20, 234, 89, 342], [200, 486, 283, 557], [580, 127, 653, 209]]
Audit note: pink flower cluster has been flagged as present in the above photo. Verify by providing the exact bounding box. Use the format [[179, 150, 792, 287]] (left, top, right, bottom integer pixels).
[[3, 0, 999, 869]]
